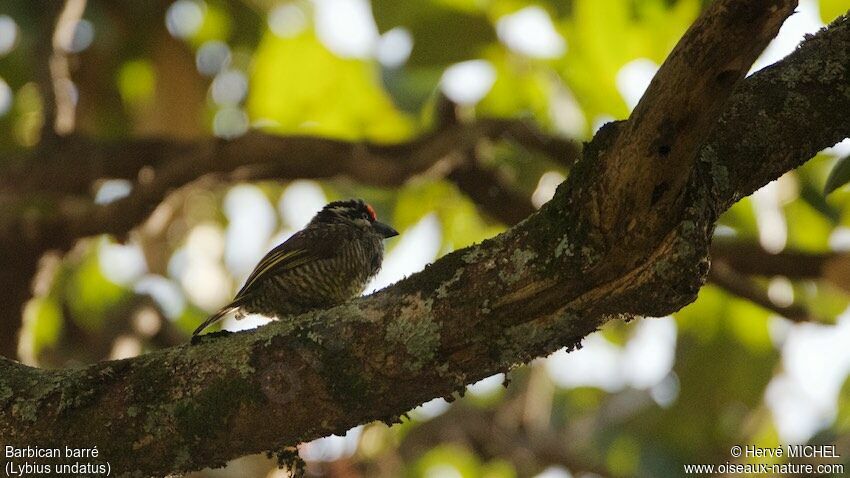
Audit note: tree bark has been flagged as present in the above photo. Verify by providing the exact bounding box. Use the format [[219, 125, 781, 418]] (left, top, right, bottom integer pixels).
[[3, 3, 849, 478]]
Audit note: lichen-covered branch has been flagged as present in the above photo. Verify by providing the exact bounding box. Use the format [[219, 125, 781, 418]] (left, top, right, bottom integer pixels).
[[4, 5, 850, 478], [586, 0, 796, 241], [702, 13, 850, 212]]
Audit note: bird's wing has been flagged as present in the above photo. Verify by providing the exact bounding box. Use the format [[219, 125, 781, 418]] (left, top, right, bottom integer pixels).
[[233, 228, 345, 300]]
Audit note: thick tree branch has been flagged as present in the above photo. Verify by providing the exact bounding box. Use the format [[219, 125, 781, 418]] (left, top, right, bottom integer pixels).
[[587, 0, 795, 240], [705, 15, 850, 211], [6, 4, 850, 478]]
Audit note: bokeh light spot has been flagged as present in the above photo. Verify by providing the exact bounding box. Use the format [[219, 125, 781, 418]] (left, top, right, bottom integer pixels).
[[0, 15, 19, 56], [615, 58, 658, 111], [211, 69, 248, 105], [66, 19, 95, 53], [440, 60, 496, 105], [196, 40, 231, 76], [166, 0, 205, 39], [268, 3, 308, 38], [314, 0, 378, 58], [377, 27, 413, 68], [0, 78, 12, 117], [213, 106, 249, 138], [496, 6, 566, 59]]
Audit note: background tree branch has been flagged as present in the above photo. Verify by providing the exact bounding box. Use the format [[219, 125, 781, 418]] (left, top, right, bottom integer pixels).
[[707, 261, 812, 322]]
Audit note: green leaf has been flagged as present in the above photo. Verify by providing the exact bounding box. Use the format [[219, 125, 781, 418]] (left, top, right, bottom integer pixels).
[[715, 197, 759, 240], [248, 30, 415, 142], [677, 284, 773, 352], [413, 444, 481, 477], [784, 199, 833, 251], [725, 295, 772, 352], [801, 178, 841, 224], [819, 0, 850, 23], [480, 459, 516, 478], [371, 0, 496, 67], [381, 67, 443, 114], [394, 181, 504, 254], [606, 435, 641, 476], [556, 0, 700, 132], [117, 59, 156, 109], [795, 281, 850, 323], [478, 45, 551, 122], [22, 298, 63, 357], [190, 3, 232, 46], [65, 240, 130, 332], [824, 155, 850, 195]]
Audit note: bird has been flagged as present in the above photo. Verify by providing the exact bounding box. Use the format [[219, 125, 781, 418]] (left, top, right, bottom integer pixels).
[[192, 199, 399, 337]]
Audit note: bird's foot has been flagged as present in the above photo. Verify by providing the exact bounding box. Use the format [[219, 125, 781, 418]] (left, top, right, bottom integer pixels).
[[190, 329, 233, 345]]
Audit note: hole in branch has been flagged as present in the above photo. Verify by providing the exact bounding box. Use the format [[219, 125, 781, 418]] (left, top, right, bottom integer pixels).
[[715, 69, 738, 86], [651, 181, 669, 205]]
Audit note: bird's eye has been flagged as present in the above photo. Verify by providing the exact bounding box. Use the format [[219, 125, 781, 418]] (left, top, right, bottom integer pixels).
[[365, 203, 377, 222]]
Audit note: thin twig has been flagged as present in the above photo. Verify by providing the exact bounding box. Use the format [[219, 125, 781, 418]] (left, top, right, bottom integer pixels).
[[48, 0, 87, 137], [709, 261, 812, 322]]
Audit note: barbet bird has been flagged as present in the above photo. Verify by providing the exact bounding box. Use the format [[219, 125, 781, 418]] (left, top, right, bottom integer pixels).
[[192, 199, 398, 336]]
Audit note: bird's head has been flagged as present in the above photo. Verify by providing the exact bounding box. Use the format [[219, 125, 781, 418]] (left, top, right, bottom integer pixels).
[[312, 199, 399, 238]]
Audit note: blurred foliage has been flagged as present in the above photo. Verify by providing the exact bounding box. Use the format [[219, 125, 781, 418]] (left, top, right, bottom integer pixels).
[[478, 45, 551, 122], [821, 0, 850, 23], [557, 0, 700, 129], [825, 155, 850, 196], [395, 180, 504, 254], [371, 0, 496, 67], [2, 0, 849, 477], [249, 27, 415, 141], [117, 59, 157, 110], [414, 445, 516, 478]]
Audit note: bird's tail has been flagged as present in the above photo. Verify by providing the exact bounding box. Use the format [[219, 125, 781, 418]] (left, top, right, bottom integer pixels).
[[192, 301, 241, 337]]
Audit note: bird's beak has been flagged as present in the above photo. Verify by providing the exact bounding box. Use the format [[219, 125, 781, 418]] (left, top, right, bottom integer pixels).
[[373, 221, 399, 238]]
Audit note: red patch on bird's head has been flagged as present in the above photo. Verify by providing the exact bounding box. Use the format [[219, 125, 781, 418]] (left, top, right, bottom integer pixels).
[[365, 203, 377, 222]]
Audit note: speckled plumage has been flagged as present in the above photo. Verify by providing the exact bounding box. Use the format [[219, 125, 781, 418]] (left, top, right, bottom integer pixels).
[[192, 199, 397, 336]]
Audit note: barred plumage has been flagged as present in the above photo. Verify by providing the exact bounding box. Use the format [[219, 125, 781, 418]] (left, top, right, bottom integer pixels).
[[192, 199, 398, 336]]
